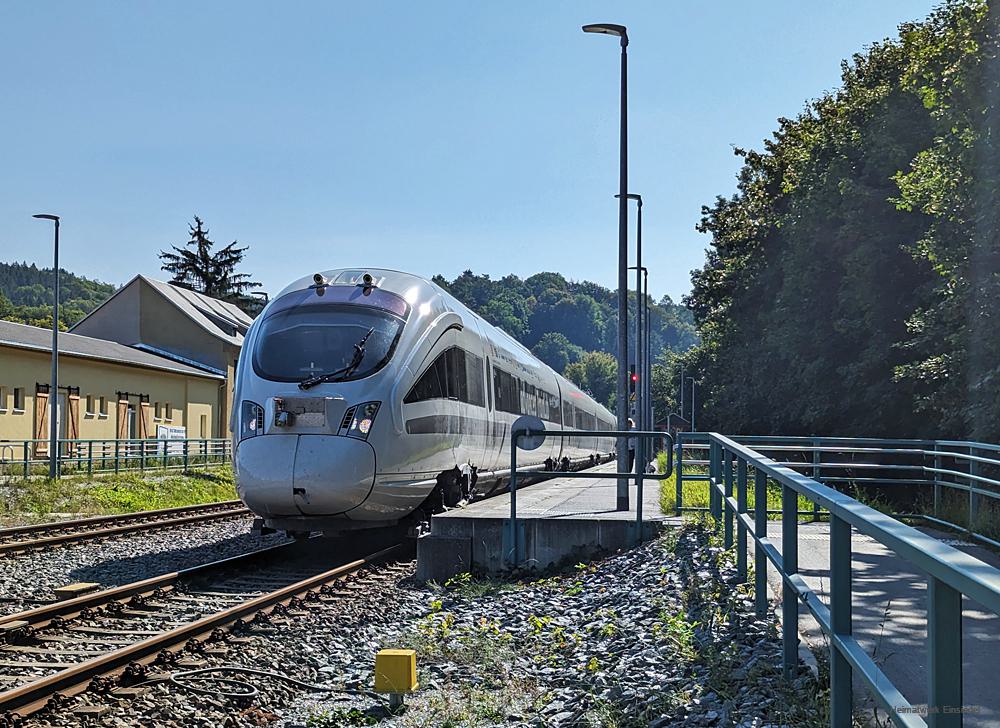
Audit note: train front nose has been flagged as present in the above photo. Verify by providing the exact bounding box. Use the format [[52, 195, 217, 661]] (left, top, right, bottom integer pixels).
[[236, 434, 376, 516]]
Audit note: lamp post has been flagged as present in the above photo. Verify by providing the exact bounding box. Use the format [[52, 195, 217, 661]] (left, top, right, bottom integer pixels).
[[686, 376, 697, 432], [679, 365, 685, 428], [644, 273, 652, 437], [620, 192, 643, 424], [629, 261, 649, 471], [32, 213, 60, 479], [583, 22, 629, 510]]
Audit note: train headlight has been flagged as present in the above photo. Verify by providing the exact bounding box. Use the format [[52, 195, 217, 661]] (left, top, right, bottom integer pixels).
[[347, 401, 380, 440], [240, 401, 264, 441]]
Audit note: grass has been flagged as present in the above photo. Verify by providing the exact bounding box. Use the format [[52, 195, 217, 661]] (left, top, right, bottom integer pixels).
[[907, 487, 1000, 546], [656, 453, 817, 519], [0, 465, 237, 526]]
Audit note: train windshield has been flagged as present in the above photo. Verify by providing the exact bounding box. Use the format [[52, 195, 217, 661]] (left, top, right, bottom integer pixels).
[[252, 288, 408, 383]]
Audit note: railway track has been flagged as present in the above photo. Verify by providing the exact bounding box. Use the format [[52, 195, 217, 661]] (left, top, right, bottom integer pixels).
[[0, 538, 405, 722], [0, 501, 251, 555]]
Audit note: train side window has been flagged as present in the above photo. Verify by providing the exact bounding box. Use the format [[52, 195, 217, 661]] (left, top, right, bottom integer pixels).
[[466, 353, 485, 407], [492, 366, 521, 414], [485, 359, 493, 410], [407, 347, 486, 407], [445, 348, 468, 402], [404, 351, 448, 403], [494, 368, 504, 411]]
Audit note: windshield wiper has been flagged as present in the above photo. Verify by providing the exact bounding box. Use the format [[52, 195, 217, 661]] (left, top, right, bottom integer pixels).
[[298, 327, 376, 390]]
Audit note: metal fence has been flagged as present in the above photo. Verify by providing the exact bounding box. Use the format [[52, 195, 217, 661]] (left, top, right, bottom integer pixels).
[[704, 434, 1000, 728], [675, 434, 1000, 549], [0, 438, 232, 479]]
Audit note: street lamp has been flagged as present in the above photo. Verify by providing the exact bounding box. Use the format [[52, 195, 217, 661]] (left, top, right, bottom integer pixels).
[[584, 21, 630, 511], [32, 213, 60, 479], [644, 274, 652, 436], [620, 192, 643, 425], [679, 365, 685, 428], [686, 377, 697, 431]]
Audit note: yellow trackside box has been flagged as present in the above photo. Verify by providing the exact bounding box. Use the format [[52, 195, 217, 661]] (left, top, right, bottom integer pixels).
[[374, 649, 418, 693]]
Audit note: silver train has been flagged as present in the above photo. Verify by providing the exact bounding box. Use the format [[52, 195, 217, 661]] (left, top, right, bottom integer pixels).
[[232, 268, 616, 535]]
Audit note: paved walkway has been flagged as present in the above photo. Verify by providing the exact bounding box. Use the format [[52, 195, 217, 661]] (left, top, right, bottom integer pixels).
[[763, 521, 999, 727]]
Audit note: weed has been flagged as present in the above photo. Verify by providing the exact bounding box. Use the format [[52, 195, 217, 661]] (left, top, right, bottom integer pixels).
[[654, 610, 698, 658], [442, 571, 519, 598]]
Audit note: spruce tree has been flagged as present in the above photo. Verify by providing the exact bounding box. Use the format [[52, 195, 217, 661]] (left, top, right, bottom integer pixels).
[[159, 217, 261, 314]]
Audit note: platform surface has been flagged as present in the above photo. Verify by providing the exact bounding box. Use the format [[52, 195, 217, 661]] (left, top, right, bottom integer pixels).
[[437, 463, 677, 523]]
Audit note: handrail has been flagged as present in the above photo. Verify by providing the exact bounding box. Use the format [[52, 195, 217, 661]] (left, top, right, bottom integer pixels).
[[507, 426, 674, 567], [674, 433, 1000, 549], [0, 437, 231, 479], [706, 433, 1000, 728]]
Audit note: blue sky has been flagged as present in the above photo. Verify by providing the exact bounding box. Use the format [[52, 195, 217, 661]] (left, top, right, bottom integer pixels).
[[0, 1, 938, 304]]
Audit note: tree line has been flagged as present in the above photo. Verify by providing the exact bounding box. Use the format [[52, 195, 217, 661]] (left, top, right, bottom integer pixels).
[[0, 262, 116, 330], [672, 0, 999, 440]]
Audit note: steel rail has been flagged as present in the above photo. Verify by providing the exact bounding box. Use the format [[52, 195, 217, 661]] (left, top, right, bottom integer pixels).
[[0, 540, 296, 631], [0, 500, 244, 538], [0, 543, 401, 717], [0, 503, 250, 555]]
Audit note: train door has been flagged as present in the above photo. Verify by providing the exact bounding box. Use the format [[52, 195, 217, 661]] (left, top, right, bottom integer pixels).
[[483, 355, 502, 472], [553, 379, 566, 463]]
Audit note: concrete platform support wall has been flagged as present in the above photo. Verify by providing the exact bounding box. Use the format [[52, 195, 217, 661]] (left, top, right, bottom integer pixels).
[[416, 516, 665, 582]]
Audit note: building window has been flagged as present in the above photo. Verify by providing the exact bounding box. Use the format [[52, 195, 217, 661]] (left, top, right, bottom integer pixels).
[[165, 402, 172, 421], [154, 402, 161, 420], [99, 396, 107, 418], [200, 414, 208, 438], [0, 385, 7, 413], [85, 394, 95, 416], [13, 388, 24, 412]]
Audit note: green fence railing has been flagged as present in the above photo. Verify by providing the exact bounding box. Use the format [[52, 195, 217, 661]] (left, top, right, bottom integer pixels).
[[675, 434, 1000, 549], [706, 434, 1000, 728], [0, 438, 231, 479]]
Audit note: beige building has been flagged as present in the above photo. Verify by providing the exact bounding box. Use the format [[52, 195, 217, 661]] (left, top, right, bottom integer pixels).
[[0, 320, 224, 454], [70, 275, 252, 437]]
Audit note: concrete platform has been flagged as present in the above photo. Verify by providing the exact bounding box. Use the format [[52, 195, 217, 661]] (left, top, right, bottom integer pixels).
[[416, 465, 679, 582]]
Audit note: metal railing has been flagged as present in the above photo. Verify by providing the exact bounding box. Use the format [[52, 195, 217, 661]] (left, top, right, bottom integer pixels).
[[706, 434, 1000, 728], [0, 438, 232, 479], [675, 434, 1000, 549], [507, 425, 673, 566]]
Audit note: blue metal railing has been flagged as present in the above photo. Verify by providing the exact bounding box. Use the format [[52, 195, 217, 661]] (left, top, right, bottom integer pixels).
[[507, 426, 673, 566], [675, 434, 1000, 549], [0, 438, 231, 479], [706, 434, 1000, 728]]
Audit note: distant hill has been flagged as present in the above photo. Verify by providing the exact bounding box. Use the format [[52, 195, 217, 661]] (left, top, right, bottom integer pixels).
[[433, 270, 697, 370], [0, 262, 117, 330]]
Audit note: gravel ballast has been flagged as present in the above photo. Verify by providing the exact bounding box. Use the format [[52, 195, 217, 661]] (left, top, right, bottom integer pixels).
[[17, 521, 828, 727], [0, 517, 288, 616]]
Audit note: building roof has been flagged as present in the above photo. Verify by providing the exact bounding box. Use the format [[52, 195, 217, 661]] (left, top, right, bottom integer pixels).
[[70, 275, 254, 348], [0, 320, 224, 380]]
